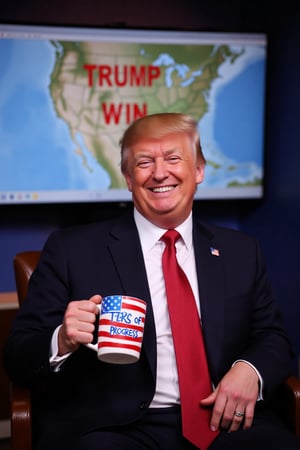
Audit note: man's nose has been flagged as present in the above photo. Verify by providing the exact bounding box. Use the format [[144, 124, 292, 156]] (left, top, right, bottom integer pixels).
[[152, 158, 168, 179]]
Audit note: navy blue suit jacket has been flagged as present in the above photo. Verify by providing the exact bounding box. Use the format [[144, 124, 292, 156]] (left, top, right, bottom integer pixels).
[[4, 207, 293, 449]]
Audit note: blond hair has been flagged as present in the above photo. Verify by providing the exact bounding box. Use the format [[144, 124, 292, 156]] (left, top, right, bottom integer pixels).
[[119, 112, 206, 174]]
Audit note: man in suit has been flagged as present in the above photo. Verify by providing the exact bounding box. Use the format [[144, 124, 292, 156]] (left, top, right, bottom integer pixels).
[[4, 113, 300, 449]]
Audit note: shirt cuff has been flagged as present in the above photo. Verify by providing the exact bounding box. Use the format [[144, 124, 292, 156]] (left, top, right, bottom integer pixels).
[[232, 359, 264, 400], [49, 325, 72, 372]]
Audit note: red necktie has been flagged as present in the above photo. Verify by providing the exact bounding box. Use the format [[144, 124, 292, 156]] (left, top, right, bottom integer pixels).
[[161, 229, 218, 449]]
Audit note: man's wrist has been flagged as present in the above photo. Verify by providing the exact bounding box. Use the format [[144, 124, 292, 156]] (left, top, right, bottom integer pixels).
[[232, 359, 264, 400]]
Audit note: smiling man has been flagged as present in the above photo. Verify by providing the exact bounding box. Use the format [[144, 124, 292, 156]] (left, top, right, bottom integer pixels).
[[121, 113, 205, 229], [4, 113, 300, 450]]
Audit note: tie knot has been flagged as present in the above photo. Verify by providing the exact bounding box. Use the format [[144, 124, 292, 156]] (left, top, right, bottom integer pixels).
[[161, 229, 180, 246]]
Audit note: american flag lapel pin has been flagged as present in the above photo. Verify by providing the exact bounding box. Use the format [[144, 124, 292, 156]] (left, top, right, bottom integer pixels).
[[210, 246, 220, 257]]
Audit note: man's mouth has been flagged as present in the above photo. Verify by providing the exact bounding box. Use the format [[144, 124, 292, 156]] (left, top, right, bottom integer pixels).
[[151, 185, 176, 193]]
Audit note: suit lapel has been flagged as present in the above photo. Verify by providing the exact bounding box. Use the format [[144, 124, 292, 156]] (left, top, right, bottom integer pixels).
[[107, 213, 151, 300], [106, 212, 157, 378], [193, 220, 225, 382]]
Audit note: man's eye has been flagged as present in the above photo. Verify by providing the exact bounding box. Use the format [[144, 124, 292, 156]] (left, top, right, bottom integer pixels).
[[137, 160, 152, 168], [166, 156, 181, 163]]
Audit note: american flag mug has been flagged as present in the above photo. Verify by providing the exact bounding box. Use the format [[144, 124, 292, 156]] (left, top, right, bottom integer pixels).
[[86, 295, 147, 364]]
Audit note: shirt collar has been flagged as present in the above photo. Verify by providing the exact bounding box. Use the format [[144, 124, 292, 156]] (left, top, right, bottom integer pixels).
[[134, 207, 193, 252]]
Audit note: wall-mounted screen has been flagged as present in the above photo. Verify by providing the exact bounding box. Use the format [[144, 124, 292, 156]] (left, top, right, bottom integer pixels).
[[0, 24, 267, 204]]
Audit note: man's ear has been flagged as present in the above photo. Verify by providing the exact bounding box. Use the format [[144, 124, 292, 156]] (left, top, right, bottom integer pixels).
[[124, 172, 133, 192], [195, 161, 205, 185]]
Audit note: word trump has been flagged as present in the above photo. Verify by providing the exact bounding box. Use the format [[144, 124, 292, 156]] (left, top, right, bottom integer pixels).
[[83, 64, 161, 87]]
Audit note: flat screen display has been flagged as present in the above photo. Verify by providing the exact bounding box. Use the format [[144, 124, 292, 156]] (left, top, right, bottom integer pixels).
[[0, 24, 267, 204]]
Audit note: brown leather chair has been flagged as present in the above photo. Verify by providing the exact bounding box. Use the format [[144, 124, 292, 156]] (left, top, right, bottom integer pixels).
[[10, 251, 300, 450], [11, 251, 40, 450]]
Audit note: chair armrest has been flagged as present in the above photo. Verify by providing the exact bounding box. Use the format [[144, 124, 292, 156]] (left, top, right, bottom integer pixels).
[[10, 383, 32, 450], [277, 376, 300, 437]]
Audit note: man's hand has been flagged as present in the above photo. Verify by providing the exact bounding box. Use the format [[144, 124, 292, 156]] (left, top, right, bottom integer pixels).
[[58, 294, 101, 355], [200, 361, 259, 432]]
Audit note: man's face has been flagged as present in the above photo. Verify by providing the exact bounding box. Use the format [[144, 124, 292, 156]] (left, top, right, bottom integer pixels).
[[124, 133, 205, 228]]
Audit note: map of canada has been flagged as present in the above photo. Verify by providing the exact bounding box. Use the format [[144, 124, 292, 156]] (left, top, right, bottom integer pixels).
[[0, 30, 266, 203]]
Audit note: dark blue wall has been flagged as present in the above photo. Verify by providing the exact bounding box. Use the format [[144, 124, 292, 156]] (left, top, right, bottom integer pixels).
[[0, 0, 299, 374], [240, 13, 300, 375]]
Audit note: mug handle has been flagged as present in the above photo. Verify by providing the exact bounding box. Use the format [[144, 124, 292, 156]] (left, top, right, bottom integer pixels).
[[85, 303, 101, 352]]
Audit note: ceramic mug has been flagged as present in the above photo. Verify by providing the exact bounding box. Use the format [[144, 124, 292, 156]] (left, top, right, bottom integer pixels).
[[86, 295, 147, 364]]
